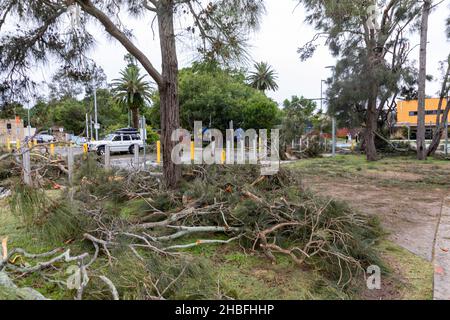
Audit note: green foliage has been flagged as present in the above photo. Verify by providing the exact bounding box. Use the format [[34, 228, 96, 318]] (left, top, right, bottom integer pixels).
[[280, 95, 321, 145], [9, 186, 86, 244], [151, 63, 280, 131], [247, 61, 279, 92], [51, 98, 87, 134], [0, 103, 27, 122], [111, 61, 153, 128], [146, 126, 160, 144]]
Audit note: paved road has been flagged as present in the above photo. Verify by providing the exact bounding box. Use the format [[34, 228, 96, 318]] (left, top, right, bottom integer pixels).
[[433, 196, 450, 300]]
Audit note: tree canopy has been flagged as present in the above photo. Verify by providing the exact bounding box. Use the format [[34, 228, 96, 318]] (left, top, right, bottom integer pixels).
[[298, 0, 423, 160], [150, 62, 280, 132], [247, 62, 279, 92]]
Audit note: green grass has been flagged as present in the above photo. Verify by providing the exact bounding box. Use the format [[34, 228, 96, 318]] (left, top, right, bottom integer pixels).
[[376, 241, 433, 300], [288, 154, 450, 188], [0, 197, 433, 300]]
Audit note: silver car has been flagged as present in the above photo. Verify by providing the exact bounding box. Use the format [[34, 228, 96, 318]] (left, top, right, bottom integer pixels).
[[88, 133, 144, 156]]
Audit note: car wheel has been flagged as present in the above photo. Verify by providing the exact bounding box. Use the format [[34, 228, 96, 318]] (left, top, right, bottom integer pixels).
[[97, 146, 105, 156], [129, 145, 135, 155]]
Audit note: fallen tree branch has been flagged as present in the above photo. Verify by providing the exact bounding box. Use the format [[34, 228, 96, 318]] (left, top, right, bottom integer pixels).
[[163, 236, 242, 251], [98, 275, 119, 300], [154, 226, 242, 242]]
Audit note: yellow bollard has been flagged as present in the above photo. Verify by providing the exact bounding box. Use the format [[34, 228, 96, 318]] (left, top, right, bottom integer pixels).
[[50, 143, 55, 157], [16, 140, 20, 150], [33, 139, 37, 146], [28, 141, 32, 149], [190, 141, 195, 161], [83, 143, 88, 154], [157, 141, 161, 164], [259, 137, 262, 154], [6, 138, 11, 152], [221, 150, 226, 164]]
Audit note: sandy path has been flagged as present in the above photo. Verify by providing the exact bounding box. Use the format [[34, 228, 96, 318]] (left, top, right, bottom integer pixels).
[[302, 176, 450, 299], [302, 177, 446, 261]]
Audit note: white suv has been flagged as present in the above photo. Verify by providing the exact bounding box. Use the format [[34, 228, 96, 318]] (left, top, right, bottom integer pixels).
[[88, 133, 144, 156]]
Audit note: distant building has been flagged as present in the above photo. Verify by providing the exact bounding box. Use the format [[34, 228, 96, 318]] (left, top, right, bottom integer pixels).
[[0, 117, 36, 145], [396, 98, 450, 139]]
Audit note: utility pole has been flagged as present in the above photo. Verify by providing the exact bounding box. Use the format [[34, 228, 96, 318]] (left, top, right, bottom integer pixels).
[[90, 115, 94, 141], [93, 82, 99, 141], [320, 80, 324, 111], [86, 113, 89, 140], [324, 66, 336, 157], [332, 116, 336, 157]]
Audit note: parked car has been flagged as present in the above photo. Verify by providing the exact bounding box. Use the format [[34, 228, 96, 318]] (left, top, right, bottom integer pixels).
[[71, 136, 88, 146], [36, 133, 55, 143], [88, 133, 144, 156]]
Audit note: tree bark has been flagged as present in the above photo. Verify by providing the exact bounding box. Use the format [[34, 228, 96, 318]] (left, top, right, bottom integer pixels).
[[428, 99, 450, 156], [157, 0, 181, 188], [365, 85, 378, 161], [416, 0, 432, 160], [427, 55, 450, 156], [131, 107, 139, 129]]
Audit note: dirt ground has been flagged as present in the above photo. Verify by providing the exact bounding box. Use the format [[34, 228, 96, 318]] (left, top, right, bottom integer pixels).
[[289, 155, 450, 300], [290, 155, 450, 262]]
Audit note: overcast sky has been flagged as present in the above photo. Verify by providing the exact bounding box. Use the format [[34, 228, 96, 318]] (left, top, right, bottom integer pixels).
[[35, 0, 450, 106]]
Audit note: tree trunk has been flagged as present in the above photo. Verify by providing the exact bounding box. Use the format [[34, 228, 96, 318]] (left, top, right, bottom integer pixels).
[[416, 0, 432, 160], [428, 99, 450, 156], [157, 0, 181, 188], [365, 88, 378, 161], [131, 107, 139, 129], [427, 55, 450, 156]]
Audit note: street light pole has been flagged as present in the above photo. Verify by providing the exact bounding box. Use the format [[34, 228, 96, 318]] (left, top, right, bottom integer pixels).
[[93, 82, 99, 141], [323, 66, 336, 157], [332, 116, 336, 157], [320, 80, 323, 111], [86, 113, 89, 140]]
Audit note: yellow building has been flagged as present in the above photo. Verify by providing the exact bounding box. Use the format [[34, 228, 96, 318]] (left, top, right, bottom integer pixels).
[[397, 98, 450, 127]]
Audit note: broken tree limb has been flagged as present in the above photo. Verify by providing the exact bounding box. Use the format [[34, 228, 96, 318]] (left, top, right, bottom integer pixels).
[[98, 276, 119, 300], [3, 249, 89, 274], [163, 236, 242, 251], [154, 226, 242, 242]]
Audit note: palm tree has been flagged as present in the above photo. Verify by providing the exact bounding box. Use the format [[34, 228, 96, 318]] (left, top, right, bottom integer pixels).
[[111, 64, 153, 129], [248, 62, 279, 93]]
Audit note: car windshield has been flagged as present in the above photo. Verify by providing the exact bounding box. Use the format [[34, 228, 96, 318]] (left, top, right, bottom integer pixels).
[[104, 134, 115, 141]]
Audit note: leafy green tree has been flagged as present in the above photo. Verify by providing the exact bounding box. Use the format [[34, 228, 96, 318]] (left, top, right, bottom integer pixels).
[[280, 96, 317, 147], [111, 63, 153, 129], [83, 88, 129, 133], [247, 62, 279, 93], [0, 103, 27, 121], [0, 0, 265, 187], [150, 63, 280, 132], [298, 0, 422, 160], [50, 98, 86, 134]]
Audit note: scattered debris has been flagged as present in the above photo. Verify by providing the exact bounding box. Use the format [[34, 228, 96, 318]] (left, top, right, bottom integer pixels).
[[0, 187, 10, 200]]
